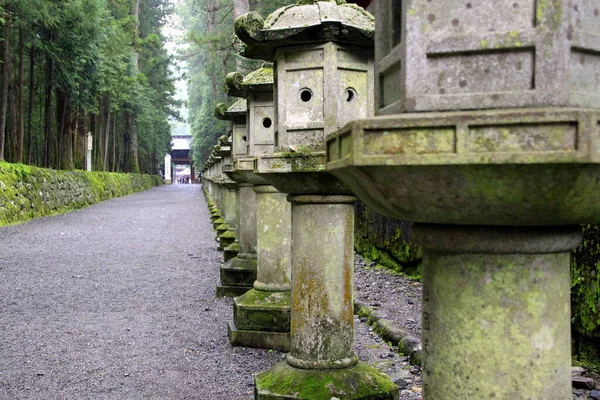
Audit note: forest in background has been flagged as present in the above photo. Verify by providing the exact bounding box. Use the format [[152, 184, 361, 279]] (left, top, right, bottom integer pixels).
[[178, 0, 292, 168], [0, 0, 178, 174]]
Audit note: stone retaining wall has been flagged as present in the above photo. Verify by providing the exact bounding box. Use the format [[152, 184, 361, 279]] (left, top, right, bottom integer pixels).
[[0, 162, 162, 227], [572, 223, 600, 369], [354, 201, 421, 277]]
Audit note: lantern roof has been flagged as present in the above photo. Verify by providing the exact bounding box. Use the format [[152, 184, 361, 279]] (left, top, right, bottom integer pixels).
[[235, 0, 374, 59]]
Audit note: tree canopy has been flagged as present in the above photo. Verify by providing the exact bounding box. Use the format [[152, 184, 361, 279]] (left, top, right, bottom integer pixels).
[[0, 0, 179, 173]]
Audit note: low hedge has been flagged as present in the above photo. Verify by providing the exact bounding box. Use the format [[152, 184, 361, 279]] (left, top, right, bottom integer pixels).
[[0, 162, 162, 227]]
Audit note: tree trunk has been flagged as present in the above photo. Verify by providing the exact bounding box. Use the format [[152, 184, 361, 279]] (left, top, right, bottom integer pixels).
[[103, 96, 111, 171], [75, 108, 85, 169], [206, 0, 219, 100], [16, 28, 24, 163], [89, 113, 96, 169], [111, 110, 117, 172], [56, 88, 73, 170], [8, 84, 16, 161], [95, 98, 103, 169], [127, 0, 141, 174], [0, 11, 10, 161], [26, 43, 34, 165], [123, 110, 129, 172], [233, 0, 250, 72], [233, 0, 249, 19], [43, 53, 53, 168]]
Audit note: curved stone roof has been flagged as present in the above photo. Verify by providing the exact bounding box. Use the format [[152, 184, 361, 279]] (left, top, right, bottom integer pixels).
[[235, 0, 374, 59], [224, 64, 274, 98], [214, 99, 247, 121]]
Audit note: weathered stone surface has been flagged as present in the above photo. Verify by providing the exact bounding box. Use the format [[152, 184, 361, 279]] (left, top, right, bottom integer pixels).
[[227, 321, 290, 352], [248, 90, 275, 157], [223, 242, 240, 262], [255, 153, 349, 195], [255, 360, 398, 400], [247, 40, 373, 194], [415, 224, 579, 399], [274, 42, 373, 149], [219, 230, 236, 249], [327, 108, 600, 225], [253, 185, 291, 292], [233, 289, 290, 332], [287, 195, 357, 370], [375, 0, 600, 114], [215, 283, 252, 299], [236, 184, 257, 257], [215, 100, 247, 165], [225, 64, 274, 98], [235, 2, 374, 60], [572, 376, 596, 390], [219, 257, 257, 289], [221, 66, 275, 186]]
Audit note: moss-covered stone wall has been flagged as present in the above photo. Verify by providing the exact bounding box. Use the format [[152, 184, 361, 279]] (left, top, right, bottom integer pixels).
[[354, 201, 421, 277], [571, 223, 600, 369], [0, 162, 162, 227]]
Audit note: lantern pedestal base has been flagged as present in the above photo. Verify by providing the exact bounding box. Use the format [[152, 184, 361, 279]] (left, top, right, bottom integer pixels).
[[255, 361, 398, 400], [229, 289, 290, 350], [216, 257, 257, 298], [228, 320, 290, 352]]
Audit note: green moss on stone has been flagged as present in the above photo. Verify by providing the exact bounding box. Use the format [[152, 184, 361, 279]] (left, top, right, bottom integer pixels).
[[219, 229, 236, 239], [0, 162, 161, 227], [234, 290, 291, 331], [243, 66, 274, 86], [277, 150, 325, 173], [255, 361, 397, 400], [354, 226, 422, 279], [225, 242, 241, 252], [236, 289, 291, 308], [571, 223, 600, 368]]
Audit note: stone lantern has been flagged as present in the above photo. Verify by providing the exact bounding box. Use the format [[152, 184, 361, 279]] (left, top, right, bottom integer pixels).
[[215, 101, 256, 297], [326, 0, 600, 398], [236, 2, 397, 399], [215, 135, 239, 254], [208, 147, 223, 214], [205, 154, 224, 227], [202, 158, 222, 226], [222, 65, 293, 351]]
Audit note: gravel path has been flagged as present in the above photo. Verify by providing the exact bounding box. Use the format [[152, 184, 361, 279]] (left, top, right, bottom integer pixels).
[[0, 184, 424, 400]]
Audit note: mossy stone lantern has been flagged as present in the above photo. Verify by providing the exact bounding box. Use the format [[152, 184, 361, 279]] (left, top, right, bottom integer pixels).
[[223, 65, 293, 352], [209, 145, 224, 218], [215, 136, 238, 253], [236, 2, 397, 399], [326, 0, 600, 398], [215, 101, 257, 298]]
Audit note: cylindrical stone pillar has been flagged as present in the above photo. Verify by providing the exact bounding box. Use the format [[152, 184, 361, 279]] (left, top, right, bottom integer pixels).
[[413, 224, 582, 400], [237, 183, 257, 258], [254, 185, 291, 291], [286, 195, 358, 369], [225, 188, 237, 229]]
